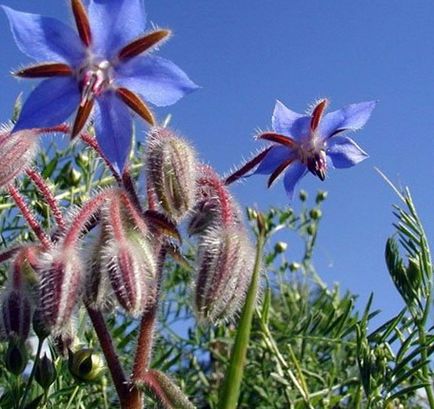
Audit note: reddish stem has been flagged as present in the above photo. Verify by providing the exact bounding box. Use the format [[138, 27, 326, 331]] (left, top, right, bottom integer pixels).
[[132, 246, 167, 382], [122, 169, 143, 213], [0, 246, 22, 264], [86, 307, 129, 401], [63, 189, 114, 248], [8, 185, 52, 249], [146, 181, 158, 211], [26, 168, 66, 232], [79, 132, 122, 183]]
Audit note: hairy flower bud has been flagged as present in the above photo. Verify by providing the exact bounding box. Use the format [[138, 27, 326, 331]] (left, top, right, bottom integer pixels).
[[35, 353, 56, 390], [68, 348, 104, 383], [195, 225, 255, 322], [95, 194, 157, 316], [39, 247, 83, 335], [146, 127, 197, 220], [0, 125, 38, 188]]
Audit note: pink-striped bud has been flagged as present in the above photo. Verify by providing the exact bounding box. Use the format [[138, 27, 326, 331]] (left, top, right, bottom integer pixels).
[[146, 127, 198, 220], [0, 125, 39, 188], [38, 247, 83, 335], [93, 193, 157, 316], [195, 225, 255, 322]]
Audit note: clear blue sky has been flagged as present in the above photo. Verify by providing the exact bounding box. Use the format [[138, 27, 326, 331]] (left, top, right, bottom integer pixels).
[[1, 1, 433, 323]]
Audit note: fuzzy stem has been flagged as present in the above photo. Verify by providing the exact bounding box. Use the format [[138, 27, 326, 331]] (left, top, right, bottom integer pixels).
[[146, 181, 158, 211], [122, 169, 143, 213], [86, 307, 129, 402], [0, 246, 21, 264], [26, 168, 66, 231], [8, 185, 51, 249], [63, 189, 114, 248], [80, 132, 122, 183], [132, 246, 168, 382]]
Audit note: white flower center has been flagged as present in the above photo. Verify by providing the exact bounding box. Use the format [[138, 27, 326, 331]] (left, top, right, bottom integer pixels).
[[78, 59, 114, 105]]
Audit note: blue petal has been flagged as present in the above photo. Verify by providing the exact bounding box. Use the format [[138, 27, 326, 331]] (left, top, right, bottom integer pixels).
[[326, 136, 368, 168], [94, 91, 133, 173], [283, 162, 307, 200], [87, 0, 146, 58], [272, 100, 310, 141], [115, 55, 199, 107], [320, 101, 377, 140], [2, 6, 84, 66], [13, 78, 80, 132], [252, 146, 293, 175]]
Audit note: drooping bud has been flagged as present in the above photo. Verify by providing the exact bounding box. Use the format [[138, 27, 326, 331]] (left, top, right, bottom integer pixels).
[[0, 289, 31, 341], [38, 247, 83, 335], [0, 125, 38, 189], [5, 337, 28, 375], [95, 192, 157, 316], [0, 248, 39, 341], [146, 127, 198, 220], [68, 348, 104, 383], [195, 225, 255, 322], [140, 369, 195, 409], [35, 353, 56, 390]]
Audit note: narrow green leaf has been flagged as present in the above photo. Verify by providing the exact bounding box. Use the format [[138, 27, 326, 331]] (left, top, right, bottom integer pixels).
[[217, 228, 265, 409]]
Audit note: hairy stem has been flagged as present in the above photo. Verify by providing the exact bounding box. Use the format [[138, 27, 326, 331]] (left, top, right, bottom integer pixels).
[[26, 168, 66, 232], [132, 246, 168, 383], [8, 185, 51, 249]]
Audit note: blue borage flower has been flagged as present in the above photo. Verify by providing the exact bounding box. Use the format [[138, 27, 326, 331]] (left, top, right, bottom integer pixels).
[[2, 0, 198, 173], [226, 99, 376, 199]]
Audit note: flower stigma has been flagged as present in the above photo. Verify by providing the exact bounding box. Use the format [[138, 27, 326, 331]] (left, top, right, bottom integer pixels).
[[79, 59, 113, 106]]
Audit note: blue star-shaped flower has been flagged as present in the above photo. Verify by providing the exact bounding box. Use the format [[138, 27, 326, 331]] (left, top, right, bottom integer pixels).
[[3, 0, 198, 172], [226, 99, 376, 199]]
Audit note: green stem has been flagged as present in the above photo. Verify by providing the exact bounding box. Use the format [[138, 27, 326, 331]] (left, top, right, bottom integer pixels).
[[416, 319, 434, 408], [217, 228, 265, 409], [18, 337, 44, 409], [65, 385, 80, 409]]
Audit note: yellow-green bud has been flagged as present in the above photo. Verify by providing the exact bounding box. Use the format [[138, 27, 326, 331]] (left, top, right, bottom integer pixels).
[[68, 348, 104, 383], [274, 241, 287, 253], [309, 208, 322, 220]]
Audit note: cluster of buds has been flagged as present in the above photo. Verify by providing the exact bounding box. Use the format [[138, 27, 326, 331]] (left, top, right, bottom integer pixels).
[[144, 129, 256, 323], [188, 166, 255, 322]]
